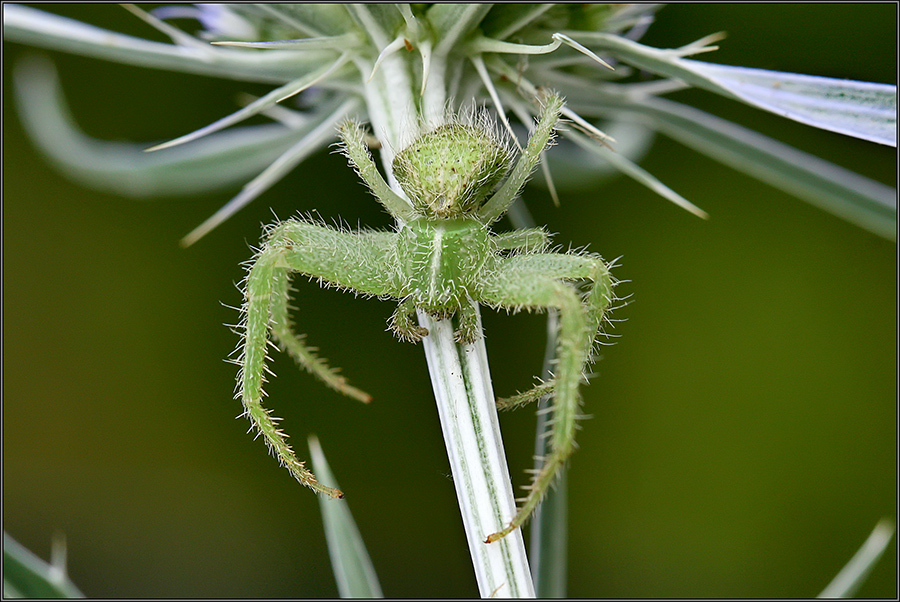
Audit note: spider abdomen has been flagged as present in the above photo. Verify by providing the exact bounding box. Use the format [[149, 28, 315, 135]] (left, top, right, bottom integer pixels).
[[395, 217, 492, 312], [392, 123, 513, 219]]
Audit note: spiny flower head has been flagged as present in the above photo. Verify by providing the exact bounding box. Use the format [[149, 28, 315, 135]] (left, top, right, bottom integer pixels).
[[5, 4, 895, 242]]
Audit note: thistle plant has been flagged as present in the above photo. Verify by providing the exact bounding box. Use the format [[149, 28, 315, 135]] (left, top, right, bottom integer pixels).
[[4, 4, 896, 598]]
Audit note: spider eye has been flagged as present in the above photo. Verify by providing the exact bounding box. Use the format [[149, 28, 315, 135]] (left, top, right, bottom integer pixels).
[[393, 123, 512, 219]]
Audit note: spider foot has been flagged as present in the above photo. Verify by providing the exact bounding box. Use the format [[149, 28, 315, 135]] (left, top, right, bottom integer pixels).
[[390, 301, 429, 342], [452, 301, 480, 345], [485, 522, 517, 544], [453, 326, 477, 344], [496, 379, 556, 411]]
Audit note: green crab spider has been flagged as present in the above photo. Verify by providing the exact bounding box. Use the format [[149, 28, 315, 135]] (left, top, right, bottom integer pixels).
[[237, 91, 615, 543]]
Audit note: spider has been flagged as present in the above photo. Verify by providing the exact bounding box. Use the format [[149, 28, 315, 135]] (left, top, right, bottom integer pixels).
[[237, 92, 615, 543]]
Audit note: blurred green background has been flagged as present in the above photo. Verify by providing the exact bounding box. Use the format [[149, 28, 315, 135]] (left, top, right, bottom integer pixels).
[[4, 4, 896, 598]]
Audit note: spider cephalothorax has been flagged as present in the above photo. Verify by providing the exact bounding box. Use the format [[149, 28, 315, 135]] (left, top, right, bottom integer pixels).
[[237, 92, 616, 542]]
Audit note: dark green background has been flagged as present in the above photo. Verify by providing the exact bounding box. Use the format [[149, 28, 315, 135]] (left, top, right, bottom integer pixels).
[[4, 4, 896, 598]]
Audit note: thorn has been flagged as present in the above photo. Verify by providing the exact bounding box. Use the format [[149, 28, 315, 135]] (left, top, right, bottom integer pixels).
[[552, 33, 614, 70], [368, 35, 406, 83]]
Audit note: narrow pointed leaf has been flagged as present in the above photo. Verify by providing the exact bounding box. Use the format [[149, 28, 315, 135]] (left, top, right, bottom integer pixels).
[[553, 33, 615, 70], [211, 32, 361, 52], [147, 53, 350, 152], [561, 105, 616, 144], [470, 54, 521, 152], [367, 36, 407, 83], [3, 533, 83, 598], [530, 468, 568, 598], [12, 55, 302, 197], [530, 309, 568, 600], [566, 32, 897, 145], [3, 5, 329, 84], [682, 60, 897, 146], [466, 35, 561, 56], [181, 97, 359, 246], [566, 130, 709, 219], [121, 3, 211, 50], [627, 95, 897, 240], [538, 60, 895, 238], [308, 436, 383, 599], [533, 122, 656, 191], [818, 519, 895, 598]]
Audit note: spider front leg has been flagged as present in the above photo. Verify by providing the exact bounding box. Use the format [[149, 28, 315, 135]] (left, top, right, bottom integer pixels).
[[479, 251, 614, 542], [476, 92, 564, 225], [239, 219, 398, 497]]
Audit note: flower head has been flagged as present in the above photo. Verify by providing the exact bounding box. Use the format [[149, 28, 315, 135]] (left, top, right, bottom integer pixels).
[[4, 4, 896, 243]]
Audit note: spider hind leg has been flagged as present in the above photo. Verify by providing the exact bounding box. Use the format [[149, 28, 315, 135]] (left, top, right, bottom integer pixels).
[[269, 268, 372, 403], [479, 251, 613, 542]]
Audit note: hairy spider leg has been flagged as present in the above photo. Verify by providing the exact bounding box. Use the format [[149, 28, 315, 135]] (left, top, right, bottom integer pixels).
[[390, 296, 430, 342], [492, 227, 551, 253], [476, 93, 564, 225], [240, 219, 398, 498], [479, 252, 613, 542], [494, 253, 614, 411], [270, 268, 372, 403], [337, 119, 417, 223]]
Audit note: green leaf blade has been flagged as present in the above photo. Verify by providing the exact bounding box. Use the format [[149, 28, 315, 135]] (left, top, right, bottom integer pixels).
[[682, 60, 897, 147], [568, 32, 897, 145], [3, 533, 84, 599], [634, 96, 897, 240], [12, 55, 304, 198], [3, 5, 323, 84], [308, 436, 383, 599], [566, 129, 709, 220], [818, 519, 895, 598]]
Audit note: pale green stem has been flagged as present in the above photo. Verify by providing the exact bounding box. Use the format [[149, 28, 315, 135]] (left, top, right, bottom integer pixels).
[[419, 311, 535, 598], [365, 50, 534, 598]]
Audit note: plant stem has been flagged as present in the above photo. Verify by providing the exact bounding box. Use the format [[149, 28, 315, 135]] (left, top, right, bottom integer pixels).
[[419, 310, 535, 598], [366, 49, 534, 598]]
